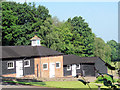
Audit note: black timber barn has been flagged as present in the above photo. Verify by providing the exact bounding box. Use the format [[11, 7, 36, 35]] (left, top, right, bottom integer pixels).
[[1, 46, 64, 78], [63, 55, 107, 77]]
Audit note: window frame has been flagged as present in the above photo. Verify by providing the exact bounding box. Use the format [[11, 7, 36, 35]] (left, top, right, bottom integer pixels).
[[43, 63, 48, 70], [24, 60, 30, 67], [56, 62, 61, 68], [7, 61, 14, 69], [76, 64, 80, 69], [67, 65, 71, 71], [32, 40, 36, 46]]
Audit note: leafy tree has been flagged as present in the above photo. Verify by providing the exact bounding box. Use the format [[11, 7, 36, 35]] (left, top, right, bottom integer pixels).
[[44, 16, 95, 57], [118, 43, 120, 69], [2, 2, 52, 46], [67, 16, 95, 57], [52, 16, 63, 27], [93, 37, 111, 62], [107, 40, 118, 61]]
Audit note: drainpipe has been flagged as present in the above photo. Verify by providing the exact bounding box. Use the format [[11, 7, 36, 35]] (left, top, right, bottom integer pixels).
[[40, 57, 41, 78]]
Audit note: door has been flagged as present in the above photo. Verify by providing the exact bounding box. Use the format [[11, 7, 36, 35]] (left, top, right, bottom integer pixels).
[[83, 64, 95, 76], [72, 64, 76, 76], [16, 60, 23, 78], [49, 63, 55, 78]]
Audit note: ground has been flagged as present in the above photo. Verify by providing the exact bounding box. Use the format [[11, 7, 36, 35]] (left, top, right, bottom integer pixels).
[[1, 77, 115, 89], [1, 70, 120, 89], [1, 84, 48, 88]]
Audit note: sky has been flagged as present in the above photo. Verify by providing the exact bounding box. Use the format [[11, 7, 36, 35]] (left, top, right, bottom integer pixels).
[[7, 0, 119, 43]]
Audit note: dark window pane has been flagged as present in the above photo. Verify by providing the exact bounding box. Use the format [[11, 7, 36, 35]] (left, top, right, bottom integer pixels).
[[43, 64, 47, 69], [56, 63, 59, 67]]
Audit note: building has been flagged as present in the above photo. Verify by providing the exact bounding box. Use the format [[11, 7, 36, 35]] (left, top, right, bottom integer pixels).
[[1, 35, 107, 78], [1, 35, 64, 78], [63, 55, 107, 77]]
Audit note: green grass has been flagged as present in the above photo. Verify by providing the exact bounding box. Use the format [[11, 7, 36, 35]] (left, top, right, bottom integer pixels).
[[3, 80, 105, 88], [45, 81, 98, 88], [4, 80, 120, 89]]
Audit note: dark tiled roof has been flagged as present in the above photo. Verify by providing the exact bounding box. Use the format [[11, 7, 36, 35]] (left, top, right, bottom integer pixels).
[[1, 46, 63, 59], [63, 55, 100, 65]]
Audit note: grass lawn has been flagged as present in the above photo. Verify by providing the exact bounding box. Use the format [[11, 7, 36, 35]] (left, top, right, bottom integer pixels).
[[45, 81, 99, 88], [4, 80, 109, 88]]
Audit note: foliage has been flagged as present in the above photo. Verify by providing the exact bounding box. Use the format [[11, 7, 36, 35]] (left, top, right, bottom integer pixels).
[[107, 40, 118, 61], [95, 75, 116, 83], [2, 2, 52, 46], [93, 37, 111, 62], [2, 2, 119, 61], [45, 16, 95, 57], [67, 16, 95, 57], [117, 79, 120, 83]]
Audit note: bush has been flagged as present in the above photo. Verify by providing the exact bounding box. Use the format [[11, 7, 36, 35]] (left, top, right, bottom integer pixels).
[[117, 79, 120, 83], [95, 75, 117, 83]]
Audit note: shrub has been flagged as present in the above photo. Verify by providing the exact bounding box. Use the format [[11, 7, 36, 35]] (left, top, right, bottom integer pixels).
[[95, 75, 117, 83], [117, 79, 120, 83]]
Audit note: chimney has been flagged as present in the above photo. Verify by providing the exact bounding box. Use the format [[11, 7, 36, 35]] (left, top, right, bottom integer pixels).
[[30, 35, 41, 46]]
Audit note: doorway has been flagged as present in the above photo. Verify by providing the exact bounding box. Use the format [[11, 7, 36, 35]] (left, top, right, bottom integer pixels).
[[16, 60, 23, 77]]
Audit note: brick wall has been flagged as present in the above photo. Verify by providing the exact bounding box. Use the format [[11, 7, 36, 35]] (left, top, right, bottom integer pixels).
[[34, 58, 40, 77], [34, 55, 63, 78], [2, 73, 16, 77], [24, 74, 35, 78]]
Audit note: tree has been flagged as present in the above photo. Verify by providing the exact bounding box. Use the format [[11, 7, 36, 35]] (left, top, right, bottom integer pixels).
[[93, 37, 111, 62], [67, 16, 95, 57], [107, 40, 118, 61], [52, 16, 63, 27], [2, 2, 52, 46], [44, 16, 95, 57]]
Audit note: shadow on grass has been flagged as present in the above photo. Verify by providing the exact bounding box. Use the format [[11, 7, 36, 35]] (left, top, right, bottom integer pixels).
[[3, 80, 46, 86]]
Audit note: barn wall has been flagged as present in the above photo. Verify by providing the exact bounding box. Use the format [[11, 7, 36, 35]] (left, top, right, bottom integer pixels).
[[63, 65, 72, 76], [63, 64, 82, 76], [82, 63, 95, 76], [24, 58, 35, 75], [95, 58, 107, 76], [2, 58, 35, 77], [2, 60, 16, 75]]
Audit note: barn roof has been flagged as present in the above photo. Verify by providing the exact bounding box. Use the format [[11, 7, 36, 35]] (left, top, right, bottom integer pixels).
[[63, 55, 101, 65], [1, 46, 63, 59]]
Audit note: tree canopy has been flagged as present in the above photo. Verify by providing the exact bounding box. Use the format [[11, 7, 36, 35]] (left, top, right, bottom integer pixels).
[[93, 37, 111, 63], [107, 40, 118, 61], [2, 2, 52, 46], [1, 2, 119, 63]]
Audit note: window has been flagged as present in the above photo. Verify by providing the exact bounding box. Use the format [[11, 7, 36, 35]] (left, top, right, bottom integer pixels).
[[67, 65, 71, 71], [32, 40, 36, 46], [7, 61, 14, 69], [37, 40, 40, 45], [76, 64, 80, 69], [43, 63, 48, 70], [56, 62, 60, 68], [24, 60, 30, 67]]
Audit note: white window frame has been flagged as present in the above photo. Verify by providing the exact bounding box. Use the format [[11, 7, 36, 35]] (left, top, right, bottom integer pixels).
[[32, 40, 36, 46], [76, 64, 80, 69], [24, 60, 30, 67], [7, 61, 14, 69], [43, 63, 48, 70], [56, 62, 61, 68], [67, 65, 71, 71]]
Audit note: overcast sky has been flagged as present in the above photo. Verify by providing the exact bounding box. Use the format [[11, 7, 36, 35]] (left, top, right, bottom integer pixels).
[[6, 0, 119, 43]]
